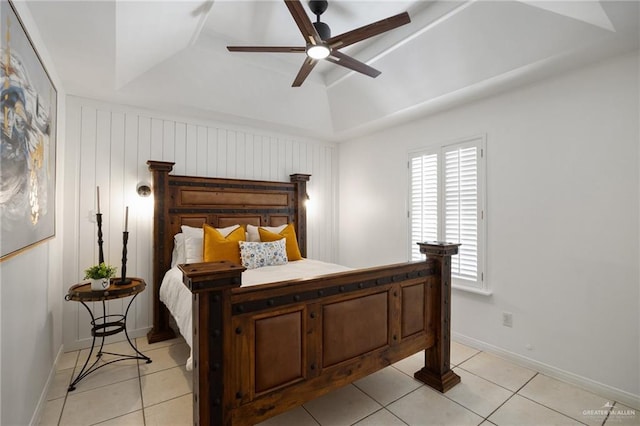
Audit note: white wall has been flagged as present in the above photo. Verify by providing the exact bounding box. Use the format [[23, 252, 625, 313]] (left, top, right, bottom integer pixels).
[[338, 51, 639, 405], [63, 96, 338, 351], [0, 2, 66, 425]]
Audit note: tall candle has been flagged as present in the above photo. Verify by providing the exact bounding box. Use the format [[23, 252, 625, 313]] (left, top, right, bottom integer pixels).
[[96, 186, 101, 214], [124, 206, 129, 232]]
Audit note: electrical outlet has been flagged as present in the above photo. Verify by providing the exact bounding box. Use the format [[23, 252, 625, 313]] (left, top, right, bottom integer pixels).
[[502, 312, 513, 327]]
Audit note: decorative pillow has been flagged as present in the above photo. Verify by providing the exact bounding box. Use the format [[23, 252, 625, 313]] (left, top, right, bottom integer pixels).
[[258, 223, 303, 261], [246, 224, 287, 242], [203, 224, 245, 264], [182, 224, 240, 263], [239, 240, 288, 270]]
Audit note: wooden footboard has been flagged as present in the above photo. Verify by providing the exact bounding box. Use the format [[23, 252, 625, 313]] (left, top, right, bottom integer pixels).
[[180, 242, 460, 426]]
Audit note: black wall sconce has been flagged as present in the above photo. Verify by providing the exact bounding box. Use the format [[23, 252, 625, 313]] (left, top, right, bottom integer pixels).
[[137, 182, 151, 197]]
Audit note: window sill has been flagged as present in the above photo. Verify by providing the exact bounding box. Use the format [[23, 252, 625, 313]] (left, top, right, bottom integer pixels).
[[452, 284, 493, 296]]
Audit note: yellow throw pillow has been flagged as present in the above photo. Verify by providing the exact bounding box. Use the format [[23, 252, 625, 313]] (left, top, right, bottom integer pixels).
[[203, 224, 245, 264], [258, 224, 303, 261]]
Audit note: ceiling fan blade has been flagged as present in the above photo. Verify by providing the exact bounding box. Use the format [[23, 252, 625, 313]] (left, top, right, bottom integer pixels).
[[285, 0, 322, 45], [227, 46, 306, 53], [325, 51, 381, 78], [328, 11, 411, 50], [292, 57, 318, 87]]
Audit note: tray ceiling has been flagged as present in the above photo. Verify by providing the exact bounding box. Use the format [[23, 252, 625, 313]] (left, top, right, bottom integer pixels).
[[26, 1, 639, 140]]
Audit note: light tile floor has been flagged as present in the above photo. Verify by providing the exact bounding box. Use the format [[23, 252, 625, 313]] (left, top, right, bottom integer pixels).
[[39, 338, 639, 426]]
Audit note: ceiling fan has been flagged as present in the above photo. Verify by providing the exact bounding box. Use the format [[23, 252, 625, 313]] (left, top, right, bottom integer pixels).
[[227, 0, 411, 87]]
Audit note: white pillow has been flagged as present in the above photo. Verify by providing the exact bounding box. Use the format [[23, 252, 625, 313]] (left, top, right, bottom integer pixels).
[[246, 224, 288, 242], [181, 225, 240, 264], [181, 225, 202, 237], [171, 233, 186, 268], [239, 240, 288, 270]]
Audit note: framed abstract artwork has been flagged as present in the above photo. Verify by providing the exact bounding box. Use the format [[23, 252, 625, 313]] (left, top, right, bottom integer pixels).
[[0, 0, 57, 261]]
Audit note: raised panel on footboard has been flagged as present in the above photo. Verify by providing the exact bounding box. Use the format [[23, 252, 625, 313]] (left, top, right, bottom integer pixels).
[[402, 283, 425, 338], [254, 310, 304, 394], [232, 306, 308, 405], [322, 292, 388, 367]]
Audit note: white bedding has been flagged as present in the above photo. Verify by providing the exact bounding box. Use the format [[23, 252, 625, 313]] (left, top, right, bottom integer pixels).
[[159, 259, 352, 370]]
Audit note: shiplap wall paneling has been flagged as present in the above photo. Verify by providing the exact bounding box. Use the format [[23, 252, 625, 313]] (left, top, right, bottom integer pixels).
[[106, 111, 127, 326], [136, 114, 152, 331], [129, 115, 151, 330], [64, 96, 338, 350], [75, 106, 97, 344], [61, 100, 81, 354]]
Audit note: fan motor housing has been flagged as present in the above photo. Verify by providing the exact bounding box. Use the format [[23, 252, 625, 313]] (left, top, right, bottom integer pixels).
[[313, 21, 331, 40], [309, 0, 328, 16]]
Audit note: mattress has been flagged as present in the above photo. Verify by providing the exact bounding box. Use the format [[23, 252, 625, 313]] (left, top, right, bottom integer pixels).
[[159, 259, 352, 370]]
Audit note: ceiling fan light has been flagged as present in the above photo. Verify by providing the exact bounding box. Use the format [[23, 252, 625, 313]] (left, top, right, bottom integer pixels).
[[307, 44, 330, 59]]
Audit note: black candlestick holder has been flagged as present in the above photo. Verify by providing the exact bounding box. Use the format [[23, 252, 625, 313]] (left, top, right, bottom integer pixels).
[[96, 213, 105, 265], [114, 231, 132, 285]]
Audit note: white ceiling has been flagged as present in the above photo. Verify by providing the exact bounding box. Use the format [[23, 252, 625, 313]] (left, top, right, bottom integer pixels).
[[27, 0, 640, 141]]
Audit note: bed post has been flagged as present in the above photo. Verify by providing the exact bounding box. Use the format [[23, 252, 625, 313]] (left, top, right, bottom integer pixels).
[[414, 242, 461, 392], [290, 174, 311, 258], [179, 262, 245, 426], [147, 160, 177, 343]]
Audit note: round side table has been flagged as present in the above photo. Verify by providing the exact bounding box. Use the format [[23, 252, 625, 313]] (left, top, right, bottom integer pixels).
[[65, 277, 152, 391]]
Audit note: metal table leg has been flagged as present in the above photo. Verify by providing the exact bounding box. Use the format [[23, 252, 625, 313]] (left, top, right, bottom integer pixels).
[[67, 293, 152, 391]]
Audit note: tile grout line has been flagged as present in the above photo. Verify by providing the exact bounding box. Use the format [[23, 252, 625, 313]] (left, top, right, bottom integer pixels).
[[301, 404, 322, 425], [601, 401, 615, 426], [347, 406, 410, 426], [436, 381, 496, 421], [436, 350, 528, 421], [454, 363, 530, 395], [299, 383, 402, 426], [512, 373, 591, 426], [137, 343, 148, 426], [480, 372, 539, 423], [451, 348, 482, 368], [352, 376, 422, 411], [515, 393, 591, 426], [55, 350, 80, 425]]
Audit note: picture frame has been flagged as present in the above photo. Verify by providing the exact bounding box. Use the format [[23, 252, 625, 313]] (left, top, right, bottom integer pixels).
[[0, 0, 57, 261]]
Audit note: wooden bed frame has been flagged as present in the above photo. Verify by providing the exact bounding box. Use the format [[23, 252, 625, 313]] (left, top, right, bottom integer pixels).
[[146, 160, 461, 425]]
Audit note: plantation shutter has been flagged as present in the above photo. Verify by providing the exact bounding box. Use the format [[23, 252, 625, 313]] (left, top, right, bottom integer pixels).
[[409, 152, 438, 261], [444, 143, 479, 284], [409, 136, 485, 291]]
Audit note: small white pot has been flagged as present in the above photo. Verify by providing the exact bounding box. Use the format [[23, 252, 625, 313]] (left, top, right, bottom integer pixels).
[[90, 278, 110, 291]]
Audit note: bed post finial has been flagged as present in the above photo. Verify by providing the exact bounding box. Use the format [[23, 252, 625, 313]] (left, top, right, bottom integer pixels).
[[290, 174, 311, 258], [414, 241, 461, 392], [147, 161, 177, 344]]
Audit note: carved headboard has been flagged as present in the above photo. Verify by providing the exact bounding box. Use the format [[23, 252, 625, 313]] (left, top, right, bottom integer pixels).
[[146, 160, 310, 342]]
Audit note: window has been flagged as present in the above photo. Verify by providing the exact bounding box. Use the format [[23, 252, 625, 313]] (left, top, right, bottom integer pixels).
[[409, 136, 487, 292]]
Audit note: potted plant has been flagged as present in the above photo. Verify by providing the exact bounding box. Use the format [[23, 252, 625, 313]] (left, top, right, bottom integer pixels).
[[85, 263, 117, 291]]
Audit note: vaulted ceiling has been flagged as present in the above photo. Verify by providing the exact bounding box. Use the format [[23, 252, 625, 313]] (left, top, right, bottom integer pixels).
[[27, 1, 640, 141]]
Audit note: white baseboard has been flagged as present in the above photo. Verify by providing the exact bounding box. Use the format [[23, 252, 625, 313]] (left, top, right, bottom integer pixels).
[[29, 345, 64, 426], [453, 332, 640, 410]]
